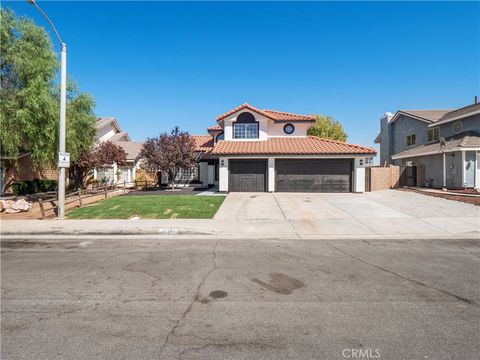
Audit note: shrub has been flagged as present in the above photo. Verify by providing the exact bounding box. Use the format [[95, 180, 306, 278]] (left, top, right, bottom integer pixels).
[[11, 179, 58, 196]]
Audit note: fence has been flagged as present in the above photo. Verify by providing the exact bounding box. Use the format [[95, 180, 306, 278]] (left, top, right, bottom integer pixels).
[[365, 165, 401, 192], [34, 183, 127, 219]]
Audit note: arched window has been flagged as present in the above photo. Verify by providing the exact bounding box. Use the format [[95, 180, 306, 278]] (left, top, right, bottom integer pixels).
[[216, 132, 224, 142], [233, 112, 258, 139]]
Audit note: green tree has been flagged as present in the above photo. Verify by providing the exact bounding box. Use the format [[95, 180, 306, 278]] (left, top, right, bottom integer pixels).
[[307, 114, 348, 142], [0, 9, 96, 171]]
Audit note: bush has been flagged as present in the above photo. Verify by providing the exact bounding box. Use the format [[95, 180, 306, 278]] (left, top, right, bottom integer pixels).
[[11, 179, 58, 196]]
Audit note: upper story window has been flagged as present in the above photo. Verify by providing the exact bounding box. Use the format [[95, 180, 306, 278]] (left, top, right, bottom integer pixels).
[[215, 132, 224, 142], [233, 112, 259, 139], [406, 134, 416, 146], [283, 123, 295, 135], [427, 127, 439, 142]]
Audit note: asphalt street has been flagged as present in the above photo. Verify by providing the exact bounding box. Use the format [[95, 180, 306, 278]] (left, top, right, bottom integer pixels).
[[1, 236, 479, 360]]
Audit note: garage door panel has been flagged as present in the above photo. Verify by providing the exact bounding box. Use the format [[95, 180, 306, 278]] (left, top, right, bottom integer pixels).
[[229, 160, 266, 192], [276, 159, 352, 192]]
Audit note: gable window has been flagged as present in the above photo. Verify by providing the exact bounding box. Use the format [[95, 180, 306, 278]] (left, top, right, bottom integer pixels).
[[406, 134, 416, 146], [427, 127, 439, 142], [233, 112, 259, 139], [283, 123, 295, 135]]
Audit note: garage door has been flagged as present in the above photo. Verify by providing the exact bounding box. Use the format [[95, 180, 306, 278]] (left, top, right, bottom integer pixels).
[[229, 160, 267, 192], [276, 159, 352, 192]]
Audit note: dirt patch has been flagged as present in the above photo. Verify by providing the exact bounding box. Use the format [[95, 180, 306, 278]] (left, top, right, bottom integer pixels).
[[398, 188, 480, 206], [251, 273, 304, 295]]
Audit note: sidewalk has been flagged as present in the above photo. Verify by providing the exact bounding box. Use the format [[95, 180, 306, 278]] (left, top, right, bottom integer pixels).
[[1, 218, 478, 239]]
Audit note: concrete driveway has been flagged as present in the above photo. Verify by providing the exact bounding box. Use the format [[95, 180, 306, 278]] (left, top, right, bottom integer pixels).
[[214, 190, 480, 238]]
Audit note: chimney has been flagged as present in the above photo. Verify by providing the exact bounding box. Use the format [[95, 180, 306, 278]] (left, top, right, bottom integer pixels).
[[474, 96, 478, 104]]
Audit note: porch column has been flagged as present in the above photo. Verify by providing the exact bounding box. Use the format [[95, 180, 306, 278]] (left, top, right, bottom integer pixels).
[[442, 153, 446, 187], [112, 161, 117, 183]]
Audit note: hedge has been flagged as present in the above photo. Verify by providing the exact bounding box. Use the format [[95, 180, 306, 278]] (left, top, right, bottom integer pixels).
[[12, 179, 58, 196]]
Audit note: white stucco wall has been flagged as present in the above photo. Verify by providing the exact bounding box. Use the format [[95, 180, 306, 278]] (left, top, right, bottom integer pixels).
[[222, 110, 269, 141], [219, 158, 229, 192], [267, 122, 312, 137], [353, 157, 366, 193], [268, 158, 275, 192]]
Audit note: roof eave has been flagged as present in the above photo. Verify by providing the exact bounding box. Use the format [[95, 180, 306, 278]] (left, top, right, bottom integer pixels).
[[429, 108, 480, 127]]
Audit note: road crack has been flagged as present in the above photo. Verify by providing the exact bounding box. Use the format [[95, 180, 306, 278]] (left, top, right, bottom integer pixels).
[[159, 239, 222, 355], [326, 241, 476, 306]]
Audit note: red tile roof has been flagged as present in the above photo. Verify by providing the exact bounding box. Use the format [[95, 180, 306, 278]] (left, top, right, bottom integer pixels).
[[211, 136, 376, 156], [207, 125, 223, 131], [216, 103, 315, 122], [191, 135, 214, 152]]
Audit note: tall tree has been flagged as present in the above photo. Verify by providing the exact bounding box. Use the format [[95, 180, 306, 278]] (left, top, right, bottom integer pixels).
[[140, 127, 197, 189], [0, 9, 96, 171], [307, 114, 348, 142], [69, 141, 127, 186]]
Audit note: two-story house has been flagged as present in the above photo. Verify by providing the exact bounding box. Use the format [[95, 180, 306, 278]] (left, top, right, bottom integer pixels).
[[93, 117, 143, 184], [192, 103, 376, 193], [374, 101, 480, 189]]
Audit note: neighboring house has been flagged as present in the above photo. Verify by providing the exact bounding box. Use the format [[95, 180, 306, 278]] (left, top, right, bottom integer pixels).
[[375, 100, 480, 189], [0, 153, 57, 195], [191, 103, 376, 192], [93, 117, 143, 184]]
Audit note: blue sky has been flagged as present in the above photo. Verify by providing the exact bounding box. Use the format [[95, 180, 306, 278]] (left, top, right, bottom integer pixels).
[[4, 1, 480, 154]]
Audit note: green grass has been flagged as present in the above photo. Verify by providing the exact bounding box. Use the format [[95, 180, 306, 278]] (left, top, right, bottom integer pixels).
[[66, 195, 226, 219]]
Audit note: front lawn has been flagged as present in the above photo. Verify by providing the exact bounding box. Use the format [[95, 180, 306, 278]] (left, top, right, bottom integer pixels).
[[66, 195, 226, 219]]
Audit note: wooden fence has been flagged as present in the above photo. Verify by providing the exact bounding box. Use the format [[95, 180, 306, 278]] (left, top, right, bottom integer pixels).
[[33, 183, 127, 219]]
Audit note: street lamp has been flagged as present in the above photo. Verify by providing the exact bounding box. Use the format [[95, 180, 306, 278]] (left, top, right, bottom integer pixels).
[[27, 0, 67, 219]]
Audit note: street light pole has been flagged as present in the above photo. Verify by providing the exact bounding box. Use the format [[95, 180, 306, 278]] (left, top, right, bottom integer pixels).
[[28, 0, 67, 219]]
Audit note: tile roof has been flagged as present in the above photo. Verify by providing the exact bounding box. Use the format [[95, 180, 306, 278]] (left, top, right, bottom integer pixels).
[[211, 136, 376, 156], [207, 125, 223, 131], [191, 135, 214, 152], [216, 103, 315, 122], [115, 141, 143, 161], [392, 131, 480, 159]]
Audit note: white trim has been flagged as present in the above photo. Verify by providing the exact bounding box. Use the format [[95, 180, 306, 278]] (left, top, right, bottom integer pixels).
[[392, 146, 480, 160], [429, 108, 480, 127]]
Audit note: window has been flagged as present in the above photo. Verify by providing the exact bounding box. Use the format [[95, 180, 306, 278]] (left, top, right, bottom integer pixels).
[[96, 167, 114, 183], [427, 127, 439, 142], [174, 166, 198, 181], [283, 123, 295, 135], [452, 121, 463, 133], [233, 123, 258, 139], [406, 134, 416, 146], [215, 132, 224, 142], [233, 112, 259, 139]]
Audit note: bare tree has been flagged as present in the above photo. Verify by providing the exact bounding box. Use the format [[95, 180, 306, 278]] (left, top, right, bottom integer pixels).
[[140, 127, 197, 189]]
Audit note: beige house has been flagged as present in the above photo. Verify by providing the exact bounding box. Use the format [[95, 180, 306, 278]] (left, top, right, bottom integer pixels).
[[93, 117, 143, 184]]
